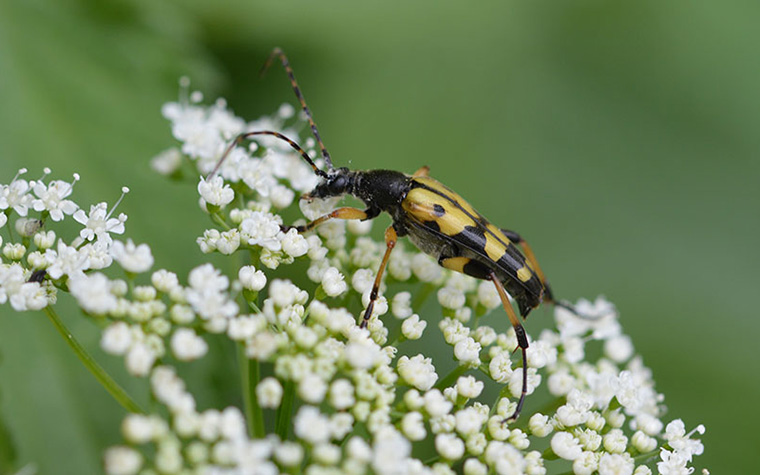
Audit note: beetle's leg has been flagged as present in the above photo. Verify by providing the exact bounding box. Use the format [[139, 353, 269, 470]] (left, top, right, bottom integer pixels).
[[413, 166, 430, 177], [438, 255, 529, 420], [285, 207, 378, 233], [360, 226, 398, 329], [262, 48, 333, 169], [489, 271, 529, 422]]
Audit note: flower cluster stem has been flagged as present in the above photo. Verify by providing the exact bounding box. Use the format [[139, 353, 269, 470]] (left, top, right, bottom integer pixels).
[[43, 307, 144, 414], [434, 364, 468, 390], [275, 380, 295, 440], [238, 343, 265, 438]]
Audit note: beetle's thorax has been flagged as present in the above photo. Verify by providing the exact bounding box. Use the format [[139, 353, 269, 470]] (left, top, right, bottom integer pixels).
[[352, 169, 411, 211], [308, 168, 412, 212]]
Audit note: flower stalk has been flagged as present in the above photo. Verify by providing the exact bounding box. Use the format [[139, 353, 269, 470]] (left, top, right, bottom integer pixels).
[[43, 307, 144, 414]]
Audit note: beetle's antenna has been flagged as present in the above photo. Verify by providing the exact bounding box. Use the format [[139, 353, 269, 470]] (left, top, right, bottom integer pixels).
[[208, 130, 327, 179], [554, 300, 605, 321], [262, 48, 334, 170]]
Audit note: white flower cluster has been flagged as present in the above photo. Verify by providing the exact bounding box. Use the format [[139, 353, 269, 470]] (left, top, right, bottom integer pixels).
[[1, 92, 708, 475]]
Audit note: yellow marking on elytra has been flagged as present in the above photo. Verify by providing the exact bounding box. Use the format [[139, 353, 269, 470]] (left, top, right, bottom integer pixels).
[[440, 256, 470, 273], [484, 234, 507, 262], [414, 177, 481, 219], [403, 188, 469, 236], [516, 266, 532, 282]]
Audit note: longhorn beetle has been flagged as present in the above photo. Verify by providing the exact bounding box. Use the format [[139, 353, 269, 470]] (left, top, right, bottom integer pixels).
[[212, 48, 583, 421]]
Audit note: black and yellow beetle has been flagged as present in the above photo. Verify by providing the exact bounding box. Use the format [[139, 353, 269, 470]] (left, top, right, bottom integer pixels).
[[213, 48, 580, 420]]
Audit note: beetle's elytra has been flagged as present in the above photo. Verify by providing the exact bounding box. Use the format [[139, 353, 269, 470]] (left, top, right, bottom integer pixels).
[[212, 48, 581, 421]]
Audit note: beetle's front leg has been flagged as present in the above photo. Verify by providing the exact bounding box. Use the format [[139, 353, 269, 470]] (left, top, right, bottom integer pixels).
[[281, 207, 379, 233], [360, 226, 398, 329]]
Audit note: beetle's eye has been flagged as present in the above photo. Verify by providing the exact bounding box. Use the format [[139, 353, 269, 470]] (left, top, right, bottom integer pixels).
[[329, 175, 347, 193]]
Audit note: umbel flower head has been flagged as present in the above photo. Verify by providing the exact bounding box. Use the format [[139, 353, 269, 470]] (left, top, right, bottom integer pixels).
[[0, 85, 708, 475]]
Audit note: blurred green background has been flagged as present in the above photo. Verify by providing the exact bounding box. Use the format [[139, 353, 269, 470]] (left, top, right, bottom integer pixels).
[[1, 0, 757, 473]]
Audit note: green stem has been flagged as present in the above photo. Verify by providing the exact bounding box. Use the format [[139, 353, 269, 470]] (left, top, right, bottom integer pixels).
[[43, 307, 144, 414], [411, 283, 436, 309], [210, 212, 231, 231], [434, 364, 468, 390], [275, 380, 295, 440], [238, 343, 265, 438]]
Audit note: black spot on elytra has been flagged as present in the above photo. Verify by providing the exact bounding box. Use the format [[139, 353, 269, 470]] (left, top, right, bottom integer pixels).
[[433, 204, 446, 217]]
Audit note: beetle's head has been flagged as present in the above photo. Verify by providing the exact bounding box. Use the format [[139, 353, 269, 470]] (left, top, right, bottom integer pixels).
[[304, 167, 354, 200]]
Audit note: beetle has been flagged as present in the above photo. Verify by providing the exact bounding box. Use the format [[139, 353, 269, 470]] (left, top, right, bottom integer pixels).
[[212, 48, 582, 420]]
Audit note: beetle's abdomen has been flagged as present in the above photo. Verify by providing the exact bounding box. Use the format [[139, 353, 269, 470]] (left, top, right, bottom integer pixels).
[[401, 176, 544, 313]]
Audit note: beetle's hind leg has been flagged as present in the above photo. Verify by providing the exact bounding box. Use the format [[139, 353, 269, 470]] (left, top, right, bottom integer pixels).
[[438, 255, 529, 421]]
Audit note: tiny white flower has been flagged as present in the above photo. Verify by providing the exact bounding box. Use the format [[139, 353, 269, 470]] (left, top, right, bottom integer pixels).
[[150, 147, 183, 175], [401, 411, 426, 441], [0, 169, 33, 216], [197, 175, 234, 207], [456, 375, 484, 399], [603, 428, 629, 454], [31, 175, 79, 221], [280, 228, 308, 257], [321, 266, 348, 297], [257, 377, 283, 409], [412, 253, 442, 282], [352, 268, 375, 294], [437, 286, 466, 309], [329, 379, 355, 410], [424, 389, 453, 418], [33, 230, 56, 249], [125, 342, 157, 377], [44, 240, 90, 279], [170, 328, 208, 361], [401, 314, 427, 340], [294, 405, 331, 444], [551, 431, 583, 461], [631, 430, 658, 453], [215, 229, 240, 254], [121, 414, 156, 444], [240, 211, 283, 251], [274, 441, 304, 467], [151, 269, 180, 293], [312, 442, 341, 466], [73, 201, 127, 243], [598, 452, 634, 475], [111, 239, 154, 273], [3, 242, 26, 260], [101, 322, 133, 355], [605, 334, 634, 363], [528, 413, 553, 437], [397, 354, 438, 391], [477, 280, 501, 309], [436, 433, 465, 460], [455, 406, 487, 436], [573, 451, 600, 475], [454, 337, 481, 366], [68, 272, 117, 315], [298, 373, 328, 404], [463, 458, 488, 475], [238, 265, 267, 291], [347, 217, 372, 235], [104, 446, 142, 475]]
